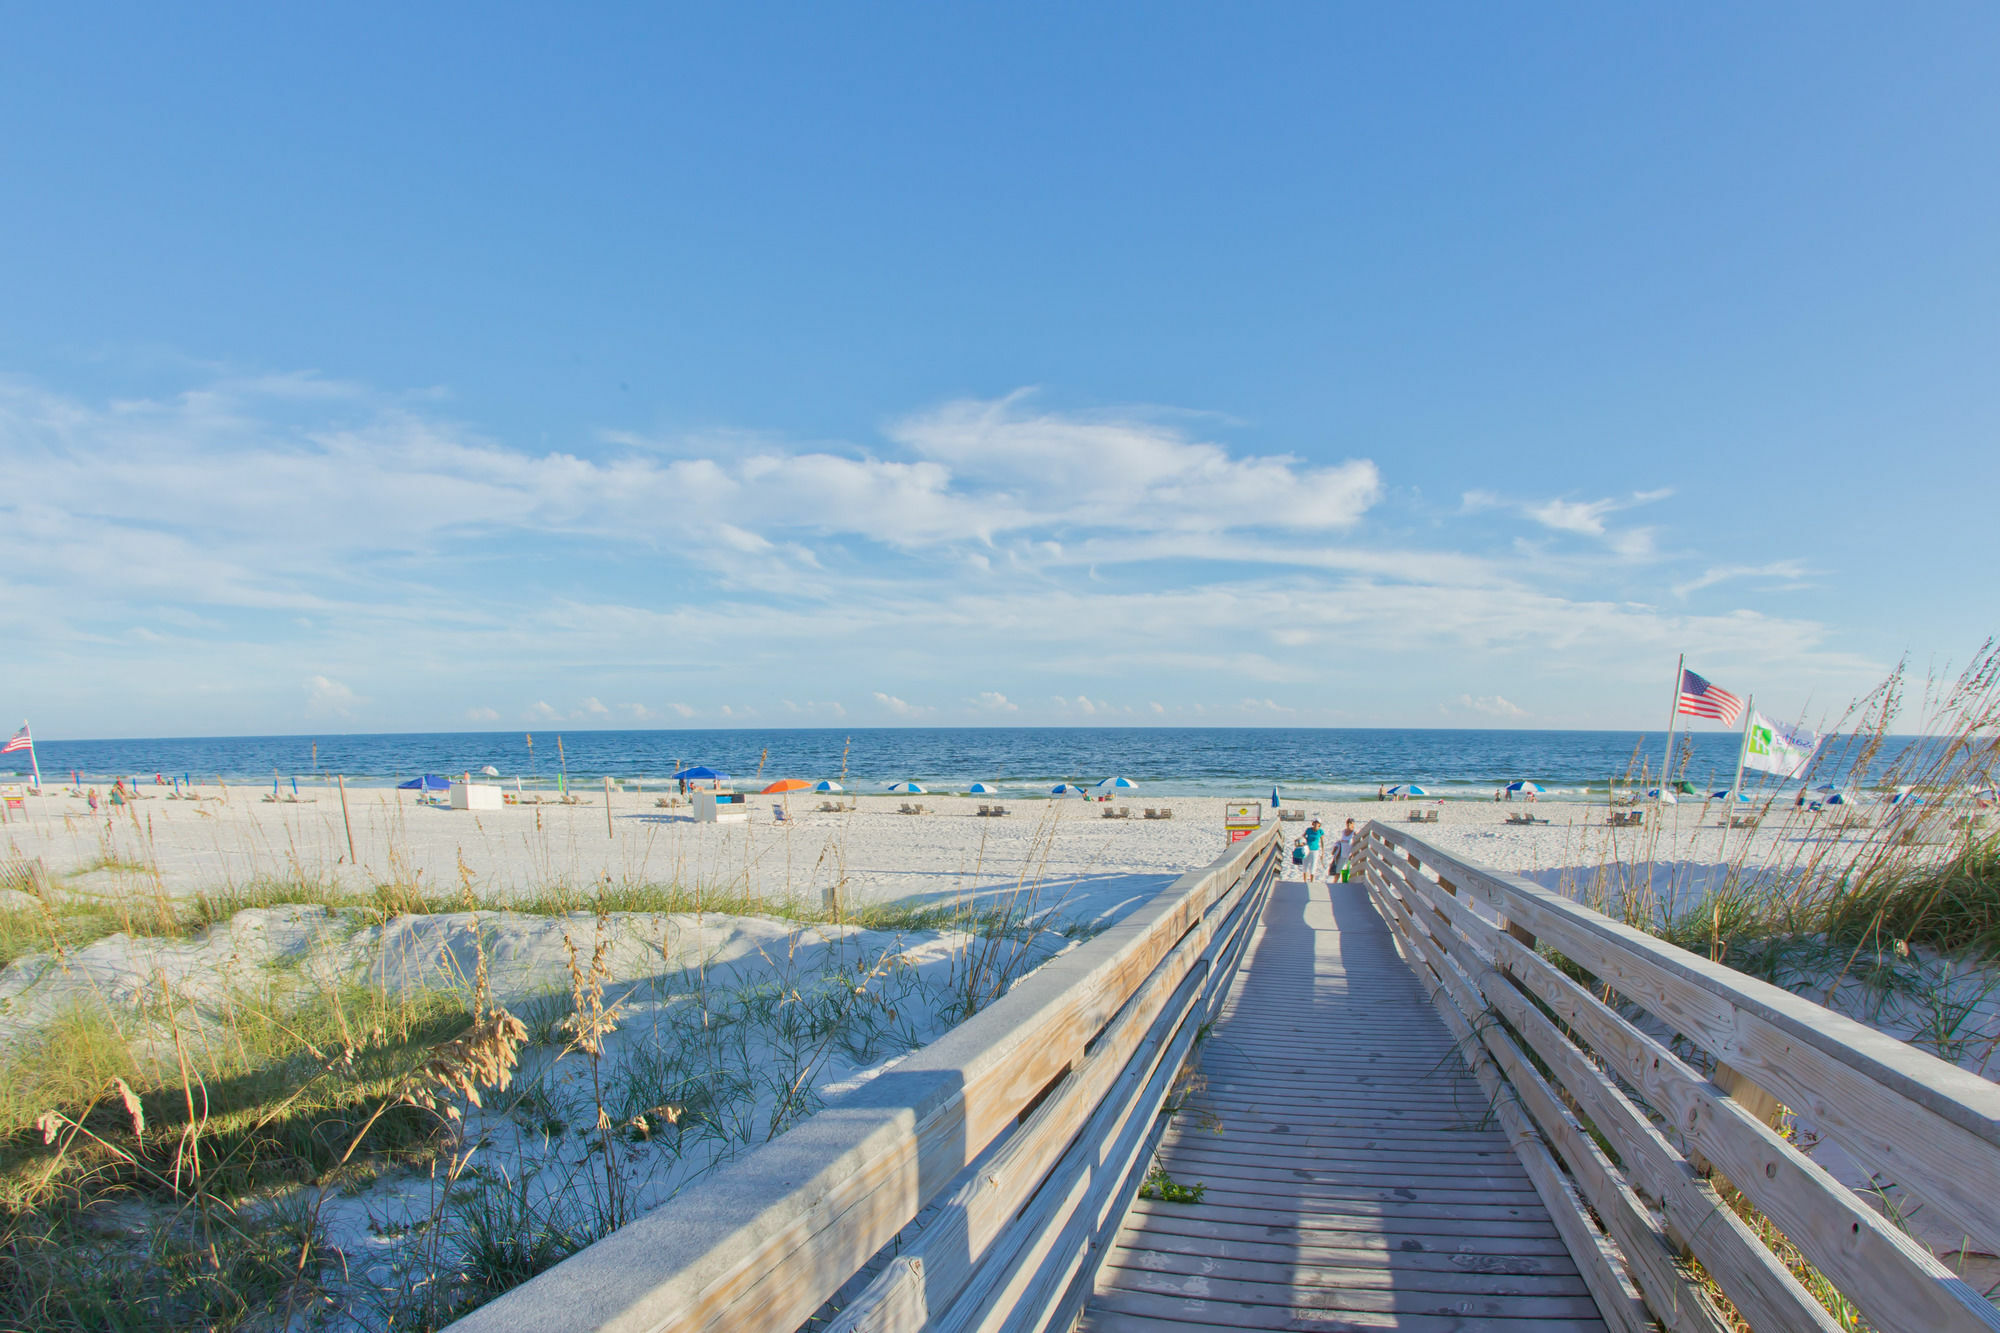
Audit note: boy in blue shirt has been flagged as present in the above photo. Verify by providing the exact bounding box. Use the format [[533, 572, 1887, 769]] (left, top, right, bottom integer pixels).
[[1302, 819, 1324, 882]]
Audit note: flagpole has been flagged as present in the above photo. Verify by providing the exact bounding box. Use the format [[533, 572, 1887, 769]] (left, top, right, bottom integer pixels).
[[26, 725, 41, 794], [1660, 653, 1684, 788], [1729, 695, 1754, 807]]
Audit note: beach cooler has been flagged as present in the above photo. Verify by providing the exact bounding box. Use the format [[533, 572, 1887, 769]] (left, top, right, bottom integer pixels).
[[694, 791, 749, 823], [449, 781, 503, 811]]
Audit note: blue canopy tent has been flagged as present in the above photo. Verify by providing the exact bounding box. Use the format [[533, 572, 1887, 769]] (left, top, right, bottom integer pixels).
[[673, 766, 730, 782], [397, 774, 450, 791]]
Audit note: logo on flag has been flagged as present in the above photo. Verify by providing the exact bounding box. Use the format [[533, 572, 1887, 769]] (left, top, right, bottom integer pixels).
[[1675, 669, 1743, 726], [0, 725, 30, 755], [1742, 711, 1818, 779]]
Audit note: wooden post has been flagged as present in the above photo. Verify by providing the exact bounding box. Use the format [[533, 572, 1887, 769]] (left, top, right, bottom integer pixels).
[[337, 775, 357, 864], [605, 774, 614, 838]]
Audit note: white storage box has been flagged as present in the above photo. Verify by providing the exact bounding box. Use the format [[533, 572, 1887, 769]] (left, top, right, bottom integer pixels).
[[449, 781, 503, 811]]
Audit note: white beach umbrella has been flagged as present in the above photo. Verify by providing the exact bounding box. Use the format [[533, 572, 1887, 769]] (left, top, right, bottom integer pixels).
[[1096, 776, 1137, 792], [813, 779, 844, 792], [1645, 788, 1679, 804], [968, 782, 998, 794]]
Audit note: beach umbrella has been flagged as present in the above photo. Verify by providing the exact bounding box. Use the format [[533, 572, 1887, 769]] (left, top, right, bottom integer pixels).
[[397, 774, 450, 791], [1709, 789, 1754, 803], [762, 778, 812, 794], [482, 765, 500, 777], [968, 782, 997, 794], [1097, 776, 1137, 792], [1387, 784, 1428, 797], [1050, 783, 1088, 797], [1271, 785, 1280, 808], [1505, 781, 1545, 794], [673, 766, 729, 782], [1823, 791, 1854, 805], [887, 782, 925, 794], [813, 780, 844, 793], [1645, 788, 1679, 804]]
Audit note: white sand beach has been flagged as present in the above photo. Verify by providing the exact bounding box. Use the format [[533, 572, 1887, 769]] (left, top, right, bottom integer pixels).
[[1, 783, 1884, 923]]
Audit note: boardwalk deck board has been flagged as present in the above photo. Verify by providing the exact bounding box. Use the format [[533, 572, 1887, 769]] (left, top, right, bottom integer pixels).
[[1083, 877, 1608, 1331]]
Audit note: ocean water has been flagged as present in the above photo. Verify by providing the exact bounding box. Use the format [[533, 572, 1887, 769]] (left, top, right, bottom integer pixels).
[[6, 727, 1900, 801]]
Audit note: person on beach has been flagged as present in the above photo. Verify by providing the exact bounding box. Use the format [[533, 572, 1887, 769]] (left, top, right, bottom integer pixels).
[[1336, 819, 1358, 882], [1377, 784, 1387, 801], [1291, 836, 1307, 875], [86, 787, 99, 813], [1303, 818, 1324, 882]]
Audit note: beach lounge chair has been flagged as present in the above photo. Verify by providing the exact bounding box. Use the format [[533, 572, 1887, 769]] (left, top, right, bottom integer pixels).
[[1729, 815, 1759, 829], [977, 804, 990, 816], [1279, 809, 1306, 822], [898, 803, 914, 814], [772, 804, 789, 822]]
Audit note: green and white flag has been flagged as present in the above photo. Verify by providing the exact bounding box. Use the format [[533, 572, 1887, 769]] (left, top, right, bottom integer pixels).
[[1741, 711, 1818, 779]]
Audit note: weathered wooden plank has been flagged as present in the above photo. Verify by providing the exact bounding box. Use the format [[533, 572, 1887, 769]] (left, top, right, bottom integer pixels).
[[1085, 876, 1613, 1331], [1367, 839, 1836, 1333], [1365, 855, 1722, 1333], [449, 827, 1280, 1333], [1371, 820, 2000, 1261]]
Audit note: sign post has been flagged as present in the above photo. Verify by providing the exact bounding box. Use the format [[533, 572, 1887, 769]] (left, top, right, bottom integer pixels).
[[1225, 801, 1264, 844]]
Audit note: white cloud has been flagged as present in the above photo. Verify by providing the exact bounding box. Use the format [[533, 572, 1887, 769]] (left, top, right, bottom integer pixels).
[[527, 701, 560, 721], [305, 675, 359, 718], [1475, 488, 1672, 559], [890, 393, 1382, 534], [580, 697, 611, 717], [873, 692, 926, 716], [667, 703, 697, 718], [1458, 693, 1528, 718], [972, 691, 1018, 712], [466, 706, 499, 722], [1673, 560, 1815, 599], [619, 703, 654, 721]]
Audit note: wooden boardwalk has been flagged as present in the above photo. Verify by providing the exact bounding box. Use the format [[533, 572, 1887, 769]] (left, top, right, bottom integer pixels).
[[1083, 875, 1609, 1332]]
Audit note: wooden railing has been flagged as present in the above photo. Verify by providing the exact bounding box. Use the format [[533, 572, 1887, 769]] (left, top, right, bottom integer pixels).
[[451, 824, 1282, 1333], [1357, 820, 2000, 1333]]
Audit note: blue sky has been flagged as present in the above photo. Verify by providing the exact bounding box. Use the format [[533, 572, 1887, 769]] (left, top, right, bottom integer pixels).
[[3, 5, 1995, 738]]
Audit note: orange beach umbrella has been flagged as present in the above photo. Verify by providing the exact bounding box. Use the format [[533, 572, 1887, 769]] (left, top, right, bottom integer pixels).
[[761, 778, 812, 794]]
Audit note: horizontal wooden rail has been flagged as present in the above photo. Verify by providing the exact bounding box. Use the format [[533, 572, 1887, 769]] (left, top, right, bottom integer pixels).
[[450, 824, 1282, 1333], [1358, 821, 2000, 1333]]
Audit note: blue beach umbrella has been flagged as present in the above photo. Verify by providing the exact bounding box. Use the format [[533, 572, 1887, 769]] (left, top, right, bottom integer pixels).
[[1050, 783, 1088, 797], [813, 779, 843, 793], [1709, 789, 1754, 803], [1387, 784, 1428, 797], [1271, 785, 1280, 808], [887, 782, 925, 794], [397, 774, 450, 791], [1645, 788, 1679, 804], [673, 766, 730, 782], [968, 782, 997, 794], [1505, 781, 1545, 794], [1097, 776, 1137, 792]]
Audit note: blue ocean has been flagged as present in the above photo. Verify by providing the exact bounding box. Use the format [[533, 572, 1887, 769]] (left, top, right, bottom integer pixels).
[[5, 727, 1896, 801]]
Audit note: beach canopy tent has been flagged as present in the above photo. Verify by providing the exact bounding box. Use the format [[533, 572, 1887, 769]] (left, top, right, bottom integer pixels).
[[813, 780, 844, 793], [1505, 781, 1546, 794], [673, 766, 729, 782], [1387, 784, 1427, 797], [1050, 783, 1089, 797], [762, 779, 812, 794], [397, 774, 450, 791], [1097, 776, 1137, 791], [968, 782, 998, 794], [887, 782, 925, 794], [1645, 788, 1679, 804]]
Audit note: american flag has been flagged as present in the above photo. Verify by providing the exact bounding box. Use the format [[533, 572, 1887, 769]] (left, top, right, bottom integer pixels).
[[0, 724, 30, 754], [1675, 670, 1743, 726]]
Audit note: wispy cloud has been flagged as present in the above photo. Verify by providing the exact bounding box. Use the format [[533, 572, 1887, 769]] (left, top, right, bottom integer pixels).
[[0, 370, 1881, 733], [1673, 559, 1815, 599]]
